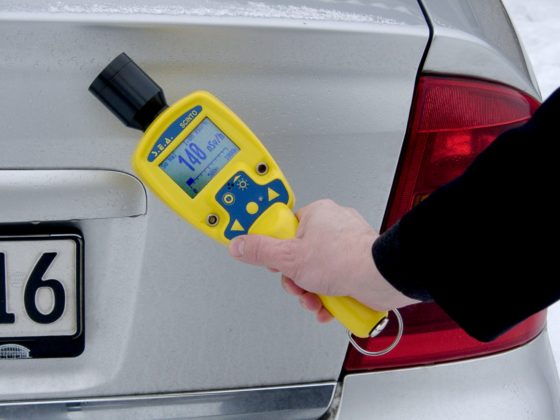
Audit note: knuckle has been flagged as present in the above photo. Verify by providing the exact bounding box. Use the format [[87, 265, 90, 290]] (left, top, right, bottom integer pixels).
[[278, 240, 301, 279], [252, 236, 269, 264], [244, 237, 300, 276], [347, 206, 360, 217], [244, 235, 264, 263], [318, 198, 335, 207]]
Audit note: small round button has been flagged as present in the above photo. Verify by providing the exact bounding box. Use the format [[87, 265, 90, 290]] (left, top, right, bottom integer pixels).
[[246, 202, 259, 215], [223, 193, 235, 205]]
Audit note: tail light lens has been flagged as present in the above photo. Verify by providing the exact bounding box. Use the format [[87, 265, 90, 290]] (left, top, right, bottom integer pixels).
[[345, 76, 543, 371]]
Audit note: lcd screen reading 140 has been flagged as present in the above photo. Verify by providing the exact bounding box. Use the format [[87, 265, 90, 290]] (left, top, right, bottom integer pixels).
[[160, 118, 240, 198]]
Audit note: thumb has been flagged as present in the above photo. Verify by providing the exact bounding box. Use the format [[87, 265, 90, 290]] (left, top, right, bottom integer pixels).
[[229, 234, 299, 277]]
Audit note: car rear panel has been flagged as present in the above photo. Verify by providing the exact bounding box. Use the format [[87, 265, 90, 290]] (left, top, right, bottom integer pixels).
[[338, 332, 560, 420], [0, 0, 429, 408], [420, 0, 540, 98], [338, 1, 560, 418]]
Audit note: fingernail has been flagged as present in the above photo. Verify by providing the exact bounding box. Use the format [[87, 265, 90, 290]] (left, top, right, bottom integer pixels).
[[231, 238, 245, 257]]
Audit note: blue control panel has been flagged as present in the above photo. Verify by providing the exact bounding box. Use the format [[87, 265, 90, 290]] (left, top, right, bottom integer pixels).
[[216, 171, 289, 240]]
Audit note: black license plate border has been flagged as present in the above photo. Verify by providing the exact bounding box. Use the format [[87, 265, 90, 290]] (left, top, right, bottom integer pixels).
[[0, 230, 84, 359]]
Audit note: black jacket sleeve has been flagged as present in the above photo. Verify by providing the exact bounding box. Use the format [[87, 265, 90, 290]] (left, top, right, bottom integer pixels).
[[372, 88, 560, 342]]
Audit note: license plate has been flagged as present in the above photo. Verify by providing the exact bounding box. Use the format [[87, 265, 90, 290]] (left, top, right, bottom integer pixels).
[[0, 233, 84, 359]]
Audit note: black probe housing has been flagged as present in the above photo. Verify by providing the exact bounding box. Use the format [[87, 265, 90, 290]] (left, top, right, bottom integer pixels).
[[89, 52, 168, 131]]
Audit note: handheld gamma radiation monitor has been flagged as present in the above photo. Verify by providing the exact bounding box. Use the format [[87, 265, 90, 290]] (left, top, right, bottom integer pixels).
[[90, 53, 400, 348]]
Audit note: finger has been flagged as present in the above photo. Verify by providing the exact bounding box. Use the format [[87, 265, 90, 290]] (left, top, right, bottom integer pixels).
[[295, 199, 335, 229], [294, 200, 322, 223], [316, 307, 334, 323], [281, 276, 306, 296], [299, 292, 323, 313], [294, 207, 307, 238], [267, 267, 280, 273], [297, 292, 334, 323], [229, 234, 299, 278]]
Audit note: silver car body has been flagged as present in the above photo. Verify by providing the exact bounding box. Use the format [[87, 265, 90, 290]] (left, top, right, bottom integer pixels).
[[0, 0, 558, 418]]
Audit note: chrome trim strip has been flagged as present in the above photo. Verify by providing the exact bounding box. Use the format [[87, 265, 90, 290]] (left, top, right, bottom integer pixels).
[[0, 382, 336, 419]]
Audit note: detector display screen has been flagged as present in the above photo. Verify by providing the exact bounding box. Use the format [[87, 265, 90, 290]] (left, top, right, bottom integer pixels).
[[160, 118, 239, 198]]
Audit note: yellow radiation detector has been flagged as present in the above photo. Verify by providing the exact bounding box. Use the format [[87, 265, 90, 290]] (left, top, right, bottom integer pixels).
[[89, 53, 398, 345]]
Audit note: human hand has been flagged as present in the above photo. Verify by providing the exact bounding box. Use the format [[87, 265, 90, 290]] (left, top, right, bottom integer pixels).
[[228, 199, 418, 323]]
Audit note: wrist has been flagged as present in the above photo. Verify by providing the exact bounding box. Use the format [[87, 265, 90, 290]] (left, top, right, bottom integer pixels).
[[351, 232, 419, 311]]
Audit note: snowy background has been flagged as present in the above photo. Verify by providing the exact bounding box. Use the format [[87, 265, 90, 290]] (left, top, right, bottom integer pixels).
[[502, 0, 560, 368]]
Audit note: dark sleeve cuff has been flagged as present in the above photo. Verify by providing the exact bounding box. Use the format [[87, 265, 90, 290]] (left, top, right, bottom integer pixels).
[[372, 222, 432, 302], [370, 88, 560, 342]]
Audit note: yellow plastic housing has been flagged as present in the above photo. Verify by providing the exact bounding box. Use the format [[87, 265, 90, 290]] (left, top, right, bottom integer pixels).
[[132, 91, 387, 338], [133, 91, 295, 244]]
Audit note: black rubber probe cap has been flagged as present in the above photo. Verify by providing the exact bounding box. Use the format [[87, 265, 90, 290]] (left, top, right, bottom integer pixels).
[[89, 52, 168, 131]]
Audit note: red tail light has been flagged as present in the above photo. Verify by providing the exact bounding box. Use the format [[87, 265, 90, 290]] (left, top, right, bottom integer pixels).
[[345, 76, 543, 371]]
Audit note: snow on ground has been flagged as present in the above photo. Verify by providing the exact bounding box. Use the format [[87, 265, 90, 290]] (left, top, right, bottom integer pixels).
[[502, 0, 560, 366]]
